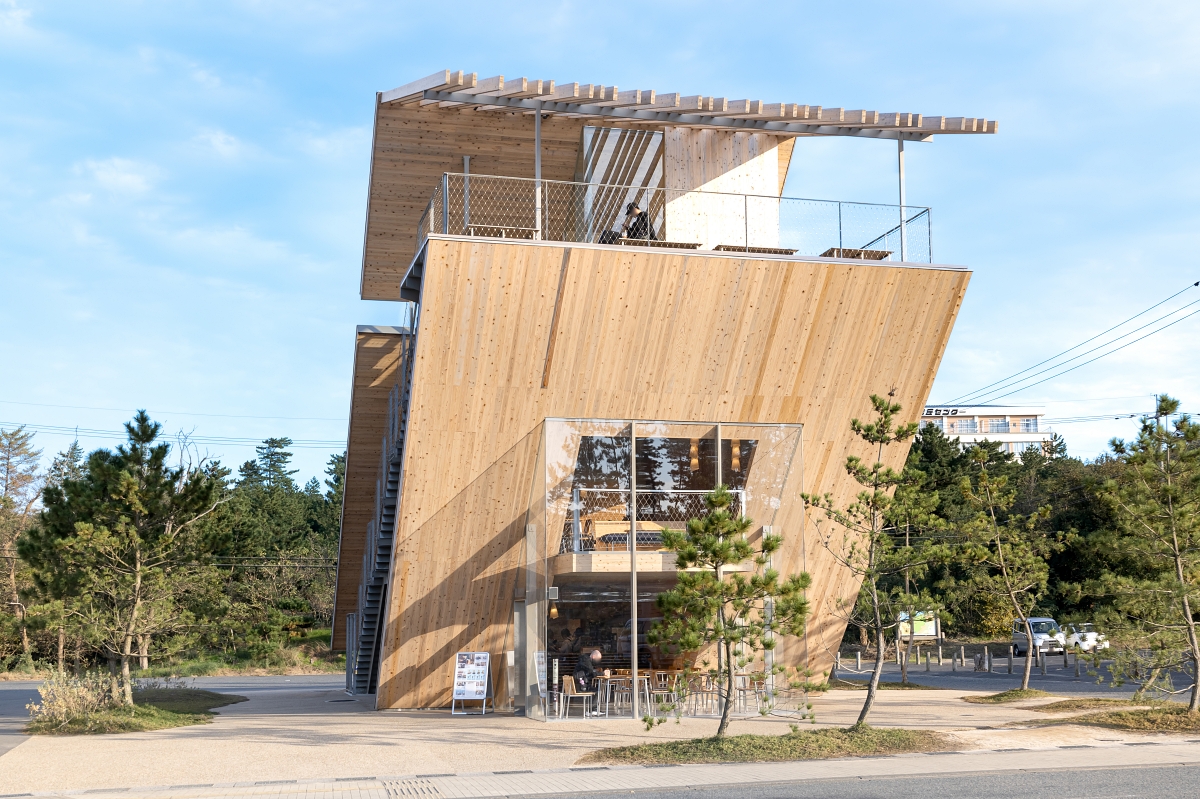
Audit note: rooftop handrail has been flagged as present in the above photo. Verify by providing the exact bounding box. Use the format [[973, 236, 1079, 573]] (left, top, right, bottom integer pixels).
[[417, 173, 933, 264]]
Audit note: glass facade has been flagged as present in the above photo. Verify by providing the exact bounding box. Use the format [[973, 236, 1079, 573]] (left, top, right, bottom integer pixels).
[[519, 419, 802, 720]]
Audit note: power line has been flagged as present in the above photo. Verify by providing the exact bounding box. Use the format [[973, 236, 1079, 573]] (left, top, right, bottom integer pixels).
[[974, 306, 1200, 404], [0, 421, 344, 449], [0, 399, 345, 422], [946, 280, 1200, 405]]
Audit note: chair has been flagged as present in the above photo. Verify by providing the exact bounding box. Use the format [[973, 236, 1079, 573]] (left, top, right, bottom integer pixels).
[[687, 675, 720, 716], [649, 674, 679, 712], [609, 677, 632, 714], [733, 674, 763, 713], [559, 676, 595, 719]]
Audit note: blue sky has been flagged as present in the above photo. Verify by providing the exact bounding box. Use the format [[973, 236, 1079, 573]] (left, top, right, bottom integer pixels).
[[2, 1, 1198, 482]]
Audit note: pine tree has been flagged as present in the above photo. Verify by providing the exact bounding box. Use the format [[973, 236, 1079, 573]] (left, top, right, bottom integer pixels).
[[956, 446, 1062, 691], [650, 486, 811, 737], [1094, 395, 1200, 711], [0, 426, 42, 659], [20, 412, 224, 703], [802, 394, 938, 726]]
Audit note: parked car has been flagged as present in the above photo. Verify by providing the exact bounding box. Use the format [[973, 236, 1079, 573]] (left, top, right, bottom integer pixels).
[[1012, 617, 1066, 656], [1064, 622, 1110, 652]]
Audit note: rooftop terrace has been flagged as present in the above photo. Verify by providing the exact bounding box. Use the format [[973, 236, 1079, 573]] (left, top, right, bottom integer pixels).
[[416, 173, 932, 264]]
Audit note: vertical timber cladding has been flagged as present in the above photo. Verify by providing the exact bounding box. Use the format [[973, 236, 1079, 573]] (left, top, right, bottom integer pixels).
[[332, 328, 409, 652], [374, 239, 969, 708], [361, 103, 588, 301]]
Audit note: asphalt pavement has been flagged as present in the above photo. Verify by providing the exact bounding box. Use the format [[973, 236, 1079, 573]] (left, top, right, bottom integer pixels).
[[558, 763, 1200, 799], [0, 680, 40, 756], [834, 653, 1153, 696]]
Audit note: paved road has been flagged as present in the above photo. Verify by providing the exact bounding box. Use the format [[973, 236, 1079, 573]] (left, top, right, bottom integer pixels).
[[0, 680, 40, 756], [560, 763, 1200, 798], [833, 656, 1157, 696]]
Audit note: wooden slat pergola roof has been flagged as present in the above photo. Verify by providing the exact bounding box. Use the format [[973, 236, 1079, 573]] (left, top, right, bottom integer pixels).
[[382, 70, 998, 143]]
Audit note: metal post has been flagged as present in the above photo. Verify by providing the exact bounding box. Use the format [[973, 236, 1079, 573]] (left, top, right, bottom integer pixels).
[[629, 422, 639, 719], [441, 173, 449, 234], [714, 421, 724, 710], [856, 651, 862, 671], [572, 487, 581, 552], [534, 102, 543, 241], [837, 201, 843, 255], [897, 139, 908, 262], [743, 195, 749, 251], [927, 208, 933, 264], [463, 155, 470, 232]]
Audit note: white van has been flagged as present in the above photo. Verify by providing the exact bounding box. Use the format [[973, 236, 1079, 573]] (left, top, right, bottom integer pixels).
[[1012, 617, 1066, 656]]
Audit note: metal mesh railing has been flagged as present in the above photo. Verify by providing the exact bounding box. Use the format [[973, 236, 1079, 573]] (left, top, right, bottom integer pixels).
[[418, 174, 932, 263], [559, 488, 745, 554]]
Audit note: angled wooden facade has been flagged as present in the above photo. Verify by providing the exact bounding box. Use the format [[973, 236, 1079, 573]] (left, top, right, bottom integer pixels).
[[335, 70, 989, 710]]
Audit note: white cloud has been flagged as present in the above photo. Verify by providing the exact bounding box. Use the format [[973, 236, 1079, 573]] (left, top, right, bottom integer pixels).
[[191, 68, 222, 90], [0, 0, 30, 32], [81, 158, 161, 193], [289, 126, 369, 160], [195, 129, 243, 159]]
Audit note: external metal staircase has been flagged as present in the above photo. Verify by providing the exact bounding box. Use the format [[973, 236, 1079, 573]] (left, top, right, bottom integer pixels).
[[348, 331, 415, 694]]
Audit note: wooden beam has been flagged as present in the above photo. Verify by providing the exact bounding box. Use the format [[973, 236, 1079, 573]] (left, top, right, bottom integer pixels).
[[382, 70, 475, 104], [438, 74, 504, 107], [591, 89, 656, 108]]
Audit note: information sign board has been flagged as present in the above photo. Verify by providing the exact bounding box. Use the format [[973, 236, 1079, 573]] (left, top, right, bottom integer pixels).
[[451, 651, 493, 714], [535, 651, 547, 697]]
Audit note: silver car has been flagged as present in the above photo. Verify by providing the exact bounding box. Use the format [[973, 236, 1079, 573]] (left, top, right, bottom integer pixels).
[[1012, 617, 1066, 656]]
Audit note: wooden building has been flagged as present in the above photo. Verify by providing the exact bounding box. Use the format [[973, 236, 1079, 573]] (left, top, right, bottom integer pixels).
[[334, 70, 993, 716]]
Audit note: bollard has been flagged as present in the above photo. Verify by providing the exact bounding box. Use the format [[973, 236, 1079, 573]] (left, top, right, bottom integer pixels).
[[896, 646, 902, 666], [985, 646, 991, 673], [952, 652, 957, 672], [1075, 648, 1081, 678], [925, 653, 931, 672], [856, 651, 862, 671], [1008, 646, 1013, 674], [960, 645, 966, 665], [916, 644, 921, 663], [1063, 647, 1069, 669], [1040, 650, 1047, 676], [938, 645, 943, 665], [836, 652, 842, 672]]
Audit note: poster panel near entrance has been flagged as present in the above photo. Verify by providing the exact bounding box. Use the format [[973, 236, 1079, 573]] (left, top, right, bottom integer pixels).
[[451, 651, 493, 714]]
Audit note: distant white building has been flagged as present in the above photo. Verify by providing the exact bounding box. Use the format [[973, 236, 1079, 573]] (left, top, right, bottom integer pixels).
[[921, 405, 1051, 457]]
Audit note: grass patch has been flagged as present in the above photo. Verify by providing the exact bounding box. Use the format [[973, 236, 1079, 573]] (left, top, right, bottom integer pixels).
[[133, 687, 247, 714], [1045, 706, 1200, 732], [579, 726, 953, 765], [962, 689, 1054, 704], [827, 677, 937, 691], [1032, 697, 1161, 713], [27, 688, 245, 735]]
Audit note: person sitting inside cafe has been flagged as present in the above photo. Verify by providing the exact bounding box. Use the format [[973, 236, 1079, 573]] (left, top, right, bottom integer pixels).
[[621, 202, 657, 240], [573, 649, 610, 700]]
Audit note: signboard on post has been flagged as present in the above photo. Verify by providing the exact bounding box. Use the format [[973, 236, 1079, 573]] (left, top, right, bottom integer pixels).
[[535, 651, 547, 697], [897, 612, 941, 641], [451, 652, 493, 715]]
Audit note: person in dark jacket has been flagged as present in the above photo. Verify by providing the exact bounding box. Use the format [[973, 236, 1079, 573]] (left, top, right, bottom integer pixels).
[[573, 649, 608, 693], [621, 202, 657, 240]]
